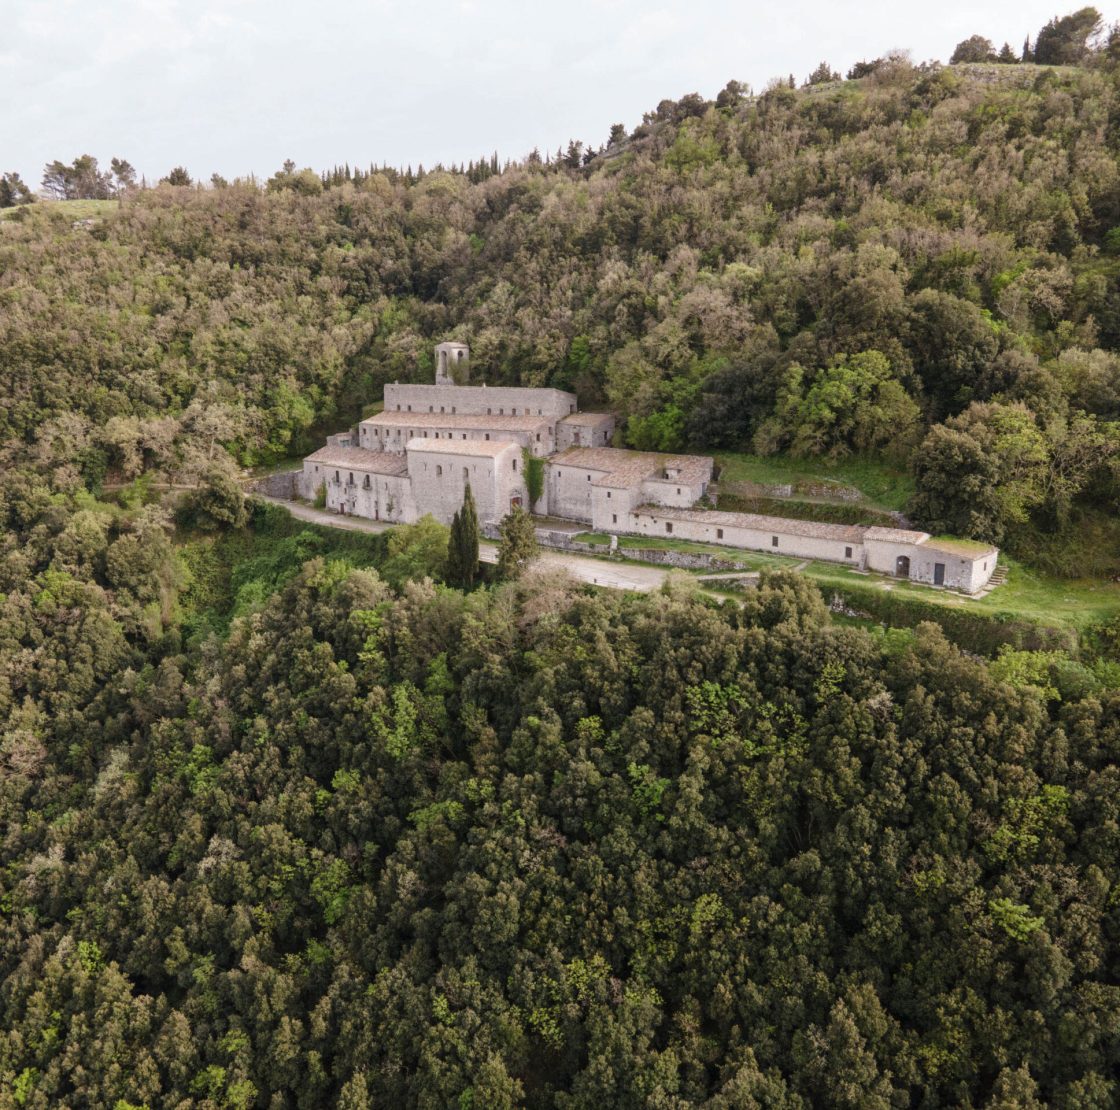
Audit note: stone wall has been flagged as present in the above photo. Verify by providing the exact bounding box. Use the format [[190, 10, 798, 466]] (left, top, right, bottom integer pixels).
[[384, 382, 576, 421], [251, 470, 301, 499]]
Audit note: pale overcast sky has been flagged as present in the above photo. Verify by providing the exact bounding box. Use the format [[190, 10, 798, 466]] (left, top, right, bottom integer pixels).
[[1, 0, 1112, 185]]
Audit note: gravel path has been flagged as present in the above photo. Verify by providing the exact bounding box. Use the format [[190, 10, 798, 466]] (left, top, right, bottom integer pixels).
[[255, 497, 671, 593]]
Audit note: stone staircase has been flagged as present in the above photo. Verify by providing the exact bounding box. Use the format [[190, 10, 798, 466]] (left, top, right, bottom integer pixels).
[[988, 564, 1009, 587]]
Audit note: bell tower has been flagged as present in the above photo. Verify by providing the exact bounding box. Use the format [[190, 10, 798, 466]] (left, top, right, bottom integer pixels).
[[434, 341, 470, 385]]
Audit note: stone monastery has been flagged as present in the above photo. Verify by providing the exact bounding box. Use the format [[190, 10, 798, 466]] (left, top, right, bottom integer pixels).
[[302, 342, 999, 593]]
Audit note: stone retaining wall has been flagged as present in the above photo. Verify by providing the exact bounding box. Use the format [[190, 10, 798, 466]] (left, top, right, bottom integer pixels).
[[483, 521, 754, 572], [250, 470, 301, 498]]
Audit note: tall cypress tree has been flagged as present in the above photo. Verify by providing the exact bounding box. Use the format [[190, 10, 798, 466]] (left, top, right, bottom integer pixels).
[[447, 483, 480, 589]]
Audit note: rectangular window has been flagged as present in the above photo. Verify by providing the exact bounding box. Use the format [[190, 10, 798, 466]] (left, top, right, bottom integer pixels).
[[586, 474, 591, 481], [845, 546, 852, 558], [771, 536, 778, 547], [676, 487, 681, 495], [536, 433, 541, 442], [436, 465, 443, 476], [513, 458, 518, 472], [429, 405, 433, 413], [612, 514, 617, 524], [717, 528, 723, 540], [463, 467, 468, 479], [485, 433, 490, 440], [666, 522, 673, 534], [606, 491, 611, 499]]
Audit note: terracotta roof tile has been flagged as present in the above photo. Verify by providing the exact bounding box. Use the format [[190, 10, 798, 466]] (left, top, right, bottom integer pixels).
[[406, 437, 520, 458], [551, 447, 713, 489], [303, 447, 410, 475], [364, 412, 550, 432], [636, 506, 866, 543]]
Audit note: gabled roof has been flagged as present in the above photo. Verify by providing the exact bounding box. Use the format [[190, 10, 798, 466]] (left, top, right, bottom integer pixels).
[[550, 446, 713, 489], [864, 526, 932, 545], [364, 411, 549, 432], [558, 412, 616, 429], [406, 437, 520, 458], [637, 506, 866, 544], [303, 446, 409, 475]]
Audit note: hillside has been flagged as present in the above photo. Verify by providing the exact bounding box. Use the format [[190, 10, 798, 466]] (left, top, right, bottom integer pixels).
[[3, 45, 1120, 1109], [2, 55, 1120, 573]]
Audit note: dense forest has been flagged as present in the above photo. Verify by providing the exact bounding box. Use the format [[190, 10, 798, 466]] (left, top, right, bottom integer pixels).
[[4, 28, 1120, 570], [3, 13, 1120, 1107]]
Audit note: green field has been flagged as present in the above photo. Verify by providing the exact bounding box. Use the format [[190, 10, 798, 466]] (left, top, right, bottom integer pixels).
[[714, 451, 915, 511], [574, 529, 1120, 641]]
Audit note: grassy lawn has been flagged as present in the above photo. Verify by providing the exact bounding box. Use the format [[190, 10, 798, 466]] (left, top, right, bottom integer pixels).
[[0, 198, 120, 222], [714, 451, 914, 512], [798, 556, 1120, 633], [573, 531, 802, 570], [573, 529, 1120, 636]]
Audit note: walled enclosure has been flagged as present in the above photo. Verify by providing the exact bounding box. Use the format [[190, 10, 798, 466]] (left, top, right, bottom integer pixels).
[[300, 342, 999, 594]]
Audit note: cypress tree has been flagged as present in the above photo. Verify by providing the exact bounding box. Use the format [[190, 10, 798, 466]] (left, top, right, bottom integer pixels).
[[447, 483, 480, 589]]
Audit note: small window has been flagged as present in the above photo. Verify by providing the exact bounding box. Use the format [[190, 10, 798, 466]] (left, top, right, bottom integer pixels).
[[487, 407, 492, 415], [463, 467, 468, 479], [499, 408, 504, 415], [461, 433, 467, 439], [485, 433, 490, 440], [440, 406, 445, 413], [436, 465, 443, 476], [452, 407, 456, 414], [536, 433, 541, 442], [407, 405, 412, 412], [429, 405, 433, 413], [676, 487, 681, 495], [717, 528, 723, 540], [513, 458, 518, 472], [334, 471, 339, 482], [845, 546, 852, 558], [512, 408, 517, 415], [606, 491, 611, 499], [586, 474, 591, 482], [363, 475, 371, 489], [612, 514, 617, 524], [666, 522, 673, 534], [771, 536, 778, 547], [396, 404, 401, 411]]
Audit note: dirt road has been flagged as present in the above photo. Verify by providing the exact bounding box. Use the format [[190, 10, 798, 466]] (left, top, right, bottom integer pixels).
[[256, 497, 671, 593]]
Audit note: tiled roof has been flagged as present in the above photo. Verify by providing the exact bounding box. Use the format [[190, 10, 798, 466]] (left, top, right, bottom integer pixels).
[[385, 382, 576, 402], [364, 411, 550, 432], [638, 506, 866, 544], [920, 536, 998, 558], [864, 526, 933, 545], [551, 447, 713, 489], [558, 412, 616, 428], [406, 437, 520, 458], [303, 447, 410, 475]]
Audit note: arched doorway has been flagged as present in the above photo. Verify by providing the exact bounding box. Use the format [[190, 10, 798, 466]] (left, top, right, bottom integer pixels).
[[895, 555, 911, 578]]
